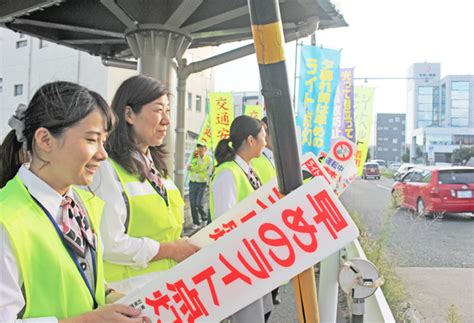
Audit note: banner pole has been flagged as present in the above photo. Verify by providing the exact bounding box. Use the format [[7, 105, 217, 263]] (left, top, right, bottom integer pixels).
[[246, 0, 320, 322]]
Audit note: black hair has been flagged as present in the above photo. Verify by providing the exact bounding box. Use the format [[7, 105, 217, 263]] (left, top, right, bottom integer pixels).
[[214, 115, 263, 165], [0, 81, 114, 188], [106, 75, 170, 180]]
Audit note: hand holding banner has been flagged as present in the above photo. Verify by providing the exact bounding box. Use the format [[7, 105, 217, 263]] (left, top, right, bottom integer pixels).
[[117, 178, 359, 322]]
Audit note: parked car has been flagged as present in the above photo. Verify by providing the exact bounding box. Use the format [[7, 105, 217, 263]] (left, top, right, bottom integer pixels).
[[362, 162, 380, 180], [392, 166, 474, 216], [388, 162, 401, 171], [393, 163, 416, 181], [370, 159, 387, 169]]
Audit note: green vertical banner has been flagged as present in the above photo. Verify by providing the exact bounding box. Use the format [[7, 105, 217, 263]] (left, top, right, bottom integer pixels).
[[244, 104, 263, 120], [208, 92, 234, 152], [354, 87, 375, 175]]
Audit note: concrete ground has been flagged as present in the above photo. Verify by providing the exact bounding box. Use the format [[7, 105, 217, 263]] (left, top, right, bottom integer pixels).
[[396, 267, 474, 322]]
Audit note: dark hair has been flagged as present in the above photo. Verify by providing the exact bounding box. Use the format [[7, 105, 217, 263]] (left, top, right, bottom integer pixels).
[[261, 116, 268, 126], [106, 75, 170, 180], [215, 115, 263, 165], [0, 81, 114, 188]]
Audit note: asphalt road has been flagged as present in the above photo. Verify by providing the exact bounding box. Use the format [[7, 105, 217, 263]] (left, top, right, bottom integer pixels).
[[187, 177, 474, 321], [339, 177, 474, 268]]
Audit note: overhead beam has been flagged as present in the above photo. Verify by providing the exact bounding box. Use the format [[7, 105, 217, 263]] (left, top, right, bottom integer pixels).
[[100, 0, 136, 29], [165, 0, 203, 27], [192, 21, 302, 40], [11, 18, 123, 38], [182, 6, 248, 33], [64, 38, 126, 45], [0, 0, 63, 23]]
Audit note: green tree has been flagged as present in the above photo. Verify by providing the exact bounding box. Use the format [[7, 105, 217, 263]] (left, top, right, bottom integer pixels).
[[452, 146, 474, 165]]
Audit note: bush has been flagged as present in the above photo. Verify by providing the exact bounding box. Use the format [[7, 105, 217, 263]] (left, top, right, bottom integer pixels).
[[350, 211, 409, 321]]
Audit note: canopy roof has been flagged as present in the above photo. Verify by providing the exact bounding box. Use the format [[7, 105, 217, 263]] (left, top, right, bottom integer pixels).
[[0, 0, 347, 58]]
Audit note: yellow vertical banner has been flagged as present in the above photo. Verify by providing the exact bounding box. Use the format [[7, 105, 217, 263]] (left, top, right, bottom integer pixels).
[[197, 115, 211, 148], [209, 92, 234, 152], [354, 87, 375, 175], [244, 104, 263, 120]]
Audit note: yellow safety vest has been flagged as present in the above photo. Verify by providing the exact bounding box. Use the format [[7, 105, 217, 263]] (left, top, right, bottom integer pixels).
[[104, 159, 184, 282], [209, 160, 256, 220], [251, 154, 276, 184], [0, 176, 105, 319], [189, 154, 212, 183]]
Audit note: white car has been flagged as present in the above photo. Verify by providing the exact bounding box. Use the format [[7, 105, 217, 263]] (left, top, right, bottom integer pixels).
[[389, 162, 401, 171], [393, 163, 416, 181]]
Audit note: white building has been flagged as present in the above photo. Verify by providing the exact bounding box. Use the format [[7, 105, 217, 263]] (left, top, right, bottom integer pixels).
[[406, 63, 474, 163], [0, 29, 215, 153]]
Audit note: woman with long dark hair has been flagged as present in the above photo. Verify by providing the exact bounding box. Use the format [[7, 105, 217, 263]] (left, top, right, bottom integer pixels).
[[0, 81, 145, 321], [92, 75, 199, 292], [210, 115, 272, 323]]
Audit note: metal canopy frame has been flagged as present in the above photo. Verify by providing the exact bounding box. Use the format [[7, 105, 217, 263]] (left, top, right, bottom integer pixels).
[[1, 0, 347, 193], [1, 0, 346, 58]]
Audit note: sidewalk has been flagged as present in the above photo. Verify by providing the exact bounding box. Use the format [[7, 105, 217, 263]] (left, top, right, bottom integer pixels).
[[396, 267, 474, 322], [182, 188, 210, 236]]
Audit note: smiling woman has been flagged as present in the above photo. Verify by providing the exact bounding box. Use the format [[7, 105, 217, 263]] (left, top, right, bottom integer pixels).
[[91, 75, 200, 293], [0, 81, 148, 322]]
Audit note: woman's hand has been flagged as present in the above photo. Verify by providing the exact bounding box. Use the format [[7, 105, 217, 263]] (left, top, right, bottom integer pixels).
[[154, 237, 201, 262], [60, 304, 150, 322], [106, 290, 126, 303]]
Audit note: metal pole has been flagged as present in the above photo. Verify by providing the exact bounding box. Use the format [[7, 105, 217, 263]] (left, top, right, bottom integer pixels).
[[246, 0, 319, 322], [318, 252, 339, 321], [175, 64, 188, 196]]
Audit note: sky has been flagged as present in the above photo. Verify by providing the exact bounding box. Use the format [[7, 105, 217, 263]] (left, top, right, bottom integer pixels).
[[214, 0, 474, 116]]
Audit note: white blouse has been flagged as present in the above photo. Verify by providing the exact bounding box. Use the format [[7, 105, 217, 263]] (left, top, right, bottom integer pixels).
[[90, 155, 166, 292]]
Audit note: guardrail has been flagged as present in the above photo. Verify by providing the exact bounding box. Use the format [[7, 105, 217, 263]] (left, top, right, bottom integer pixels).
[[319, 240, 396, 322]]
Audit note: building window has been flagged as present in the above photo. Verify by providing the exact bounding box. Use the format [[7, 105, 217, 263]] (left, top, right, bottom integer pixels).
[[14, 84, 23, 96], [187, 93, 192, 110], [195, 95, 202, 112], [393, 138, 398, 144], [16, 40, 28, 48], [388, 118, 393, 123], [417, 86, 436, 128], [377, 147, 382, 151], [19, 33, 25, 39], [392, 148, 398, 152], [39, 39, 48, 48], [383, 127, 389, 130], [450, 81, 469, 127], [395, 117, 400, 122], [393, 127, 398, 131], [384, 137, 388, 141], [440, 83, 446, 126]]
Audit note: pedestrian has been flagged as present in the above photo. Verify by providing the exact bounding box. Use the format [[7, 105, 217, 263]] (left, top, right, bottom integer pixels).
[[188, 142, 212, 229], [91, 75, 200, 293], [0, 81, 147, 321], [251, 116, 276, 183], [210, 115, 272, 323], [250, 116, 282, 312]]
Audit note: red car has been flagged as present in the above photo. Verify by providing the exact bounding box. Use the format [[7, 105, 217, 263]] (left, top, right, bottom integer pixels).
[[392, 166, 474, 216], [362, 162, 380, 180]]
